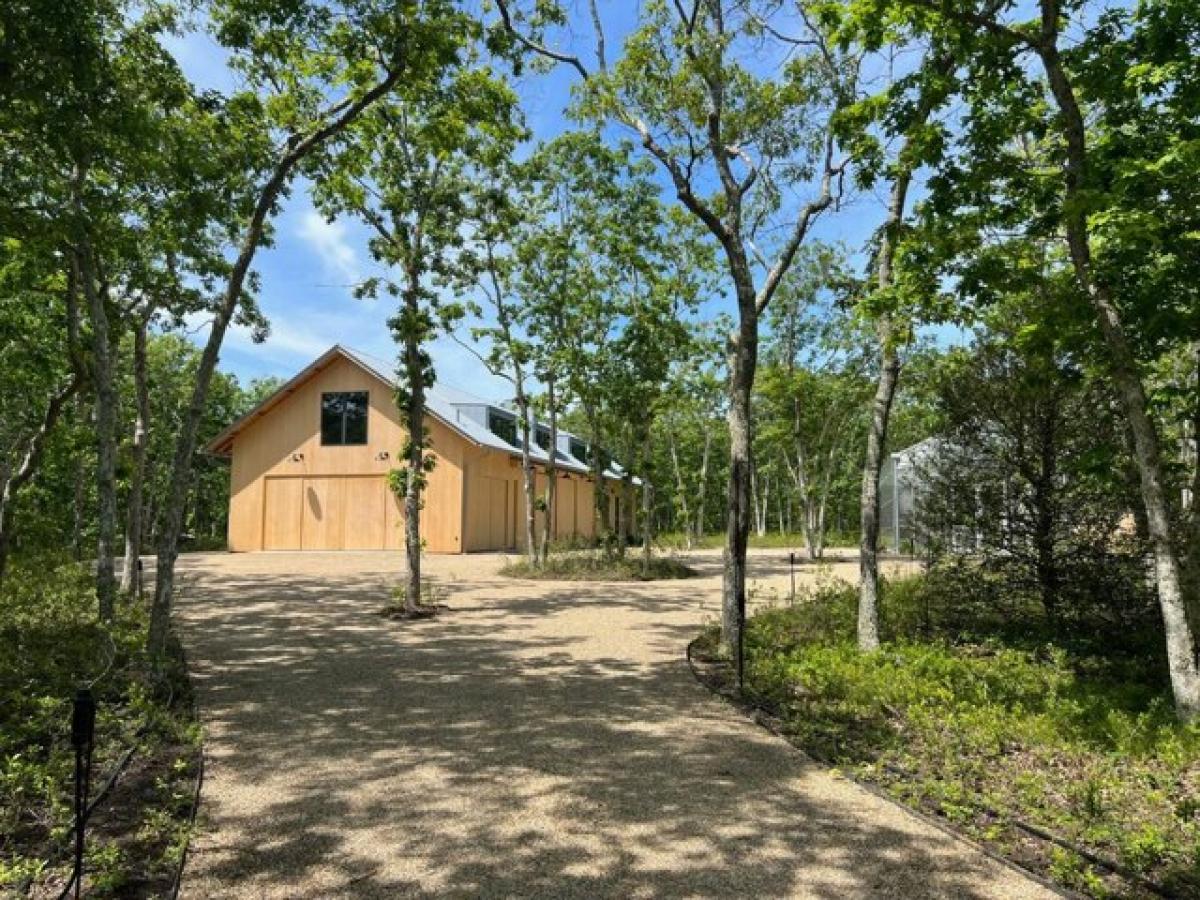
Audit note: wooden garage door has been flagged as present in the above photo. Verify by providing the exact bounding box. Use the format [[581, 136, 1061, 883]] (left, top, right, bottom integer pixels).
[[263, 475, 391, 550], [263, 477, 304, 549]]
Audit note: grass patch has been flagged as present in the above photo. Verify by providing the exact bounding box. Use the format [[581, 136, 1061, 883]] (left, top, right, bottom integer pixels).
[[379, 578, 448, 619], [0, 555, 201, 898], [694, 573, 1200, 898], [500, 552, 699, 581], [656, 531, 858, 551]]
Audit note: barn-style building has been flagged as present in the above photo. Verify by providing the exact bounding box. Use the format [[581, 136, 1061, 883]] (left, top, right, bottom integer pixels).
[[207, 345, 624, 552]]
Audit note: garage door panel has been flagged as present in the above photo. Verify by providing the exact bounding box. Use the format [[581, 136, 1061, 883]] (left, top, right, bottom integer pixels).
[[263, 475, 393, 551], [489, 478, 506, 549], [385, 485, 404, 550], [343, 477, 386, 549], [302, 477, 345, 550], [263, 478, 303, 549]]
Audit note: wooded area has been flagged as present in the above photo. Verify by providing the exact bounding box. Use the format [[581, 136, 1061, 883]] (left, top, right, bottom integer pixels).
[[3, 0, 1199, 895]]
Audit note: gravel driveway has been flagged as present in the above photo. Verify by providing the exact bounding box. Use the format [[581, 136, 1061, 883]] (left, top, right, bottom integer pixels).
[[174, 549, 1058, 899]]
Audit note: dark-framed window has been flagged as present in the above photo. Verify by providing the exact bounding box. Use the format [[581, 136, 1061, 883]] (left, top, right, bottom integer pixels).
[[569, 438, 589, 463], [321, 391, 369, 445], [535, 426, 552, 453], [488, 410, 518, 447]]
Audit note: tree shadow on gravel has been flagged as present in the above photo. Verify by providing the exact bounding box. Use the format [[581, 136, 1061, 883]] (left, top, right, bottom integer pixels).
[[170, 556, 1045, 900]]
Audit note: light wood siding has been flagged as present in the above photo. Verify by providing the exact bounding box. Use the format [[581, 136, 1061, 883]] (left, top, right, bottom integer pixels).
[[461, 445, 520, 552], [341, 476, 387, 549], [262, 477, 303, 549], [226, 355, 465, 552], [224, 349, 629, 553]]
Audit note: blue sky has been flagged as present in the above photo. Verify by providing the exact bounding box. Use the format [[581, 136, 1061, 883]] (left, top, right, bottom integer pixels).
[[170, 3, 904, 400]]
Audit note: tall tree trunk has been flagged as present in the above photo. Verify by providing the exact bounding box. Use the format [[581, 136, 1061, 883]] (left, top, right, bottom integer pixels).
[[539, 377, 558, 564], [1034, 18, 1200, 717], [72, 400, 86, 564], [77, 246, 118, 622], [400, 280, 426, 615], [515, 392, 538, 565], [618, 469, 633, 558], [586, 404, 609, 551], [121, 314, 150, 597], [667, 429, 692, 549], [641, 431, 653, 572], [812, 439, 839, 560], [147, 71, 402, 654], [722, 304, 756, 685], [694, 427, 712, 541], [858, 321, 899, 651], [857, 50, 955, 650]]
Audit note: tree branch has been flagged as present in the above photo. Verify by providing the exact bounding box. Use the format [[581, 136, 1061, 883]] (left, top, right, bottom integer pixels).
[[494, 0, 592, 80]]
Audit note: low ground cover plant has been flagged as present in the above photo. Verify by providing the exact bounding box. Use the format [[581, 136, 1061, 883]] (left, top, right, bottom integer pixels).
[[500, 551, 698, 581], [0, 557, 201, 897], [694, 566, 1200, 898]]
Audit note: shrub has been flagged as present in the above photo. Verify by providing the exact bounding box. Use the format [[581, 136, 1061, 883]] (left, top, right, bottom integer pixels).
[[0, 556, 199, 895], [500, 551, 698, 581], [718, 571, 1200, 896]]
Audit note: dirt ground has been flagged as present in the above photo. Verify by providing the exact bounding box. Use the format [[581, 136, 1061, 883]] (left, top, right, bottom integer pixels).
[[173, 547, 1059, 899]]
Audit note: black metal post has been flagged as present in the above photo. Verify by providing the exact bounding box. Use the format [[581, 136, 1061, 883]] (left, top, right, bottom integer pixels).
[[71, 689, 95, 900], [789, 551, 796, 601]]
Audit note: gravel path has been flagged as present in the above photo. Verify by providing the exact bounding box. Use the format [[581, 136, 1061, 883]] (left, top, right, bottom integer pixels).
[[174, 549, 1059, 899]]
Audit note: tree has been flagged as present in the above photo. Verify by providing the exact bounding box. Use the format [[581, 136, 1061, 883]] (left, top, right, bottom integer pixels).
[[0, 0, 203, 616], [455, 164, 543, 564], [759, 244, 868, 560], [0, 281, 86, 581], [316, 56, 521, 611], [496, 0, 858, 683], [515, 133, 654, 555], [917, 285, 1138, 626], [119, 303, 152, 597], [658, 335, 727, 547], [865, 0, 1200, 716], [148, 0, 468, 652], [833, 36, 961, 649]]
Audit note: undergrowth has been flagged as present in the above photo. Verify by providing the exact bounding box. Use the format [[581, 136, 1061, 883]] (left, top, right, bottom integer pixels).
[[694, 570, 1200, 898], [500, 552, 698, 581], [0, 555, 201, 897]]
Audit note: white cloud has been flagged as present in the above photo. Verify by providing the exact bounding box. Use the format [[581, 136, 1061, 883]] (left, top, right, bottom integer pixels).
[[182, 312, 334, 372], [296, 211, 361, 284]]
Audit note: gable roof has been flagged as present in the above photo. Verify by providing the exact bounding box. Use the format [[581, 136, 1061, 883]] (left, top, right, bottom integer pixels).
[[206, 344, 632, 481]]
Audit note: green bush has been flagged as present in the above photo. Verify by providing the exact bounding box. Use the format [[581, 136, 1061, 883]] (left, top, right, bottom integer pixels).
[[724, 572, 1200, 896], [0, 556, 198, 894], [500, 551, 698, 581]]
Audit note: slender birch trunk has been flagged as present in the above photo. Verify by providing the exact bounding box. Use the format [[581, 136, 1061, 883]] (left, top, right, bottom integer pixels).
[[857, 49, 957, 649], [641, 433, 653, 571], [539, 377, 558, 564], [515, 392, 538, 564], [668, 430, 692, 549], [121, 314, 150, 597], [859, 317, 900, 650], [586, 404, 608, 551], [1182, 346, 1200, 627], [694, 428, 711, 541], [722, 302, 757, 681]]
